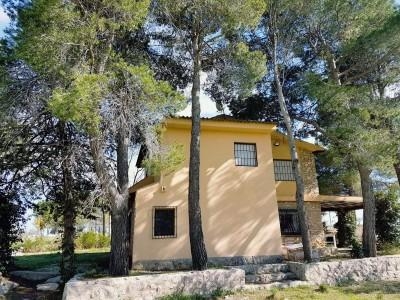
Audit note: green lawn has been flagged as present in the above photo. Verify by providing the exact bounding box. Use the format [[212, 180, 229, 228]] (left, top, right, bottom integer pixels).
[[160, 281, 400, 300], [235, 281, 400, 300], [13, 249, 109, 270]]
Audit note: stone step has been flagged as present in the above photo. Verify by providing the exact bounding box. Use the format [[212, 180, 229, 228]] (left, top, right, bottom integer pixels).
[[245, 272, 297, 284], [243, 280, 313, 291], [233, 263, 289, 275]]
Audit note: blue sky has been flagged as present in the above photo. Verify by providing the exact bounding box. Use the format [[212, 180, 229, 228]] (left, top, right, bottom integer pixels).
[[0, 8, 9, 36]]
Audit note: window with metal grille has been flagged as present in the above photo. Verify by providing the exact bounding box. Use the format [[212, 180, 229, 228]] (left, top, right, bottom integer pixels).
[[274, 160, 295, 181], [234, 143, 258, 167], [279, 209, 301, 235], [153, 207, 176, 239]]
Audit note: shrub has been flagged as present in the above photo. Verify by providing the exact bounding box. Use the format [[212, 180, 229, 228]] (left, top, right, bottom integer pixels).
[[375, 187, 400, 248], [19, 236, 59, 253], [350, 239, 364, 258], [334, 210, 356, 247], [0, 191, 26, 272], [379, 242, 400, 255], [317, 284, 329, 293], [75, 232, 110, 249]]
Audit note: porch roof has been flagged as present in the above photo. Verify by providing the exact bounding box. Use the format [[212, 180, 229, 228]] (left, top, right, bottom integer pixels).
[[318, 195, 363, 211]]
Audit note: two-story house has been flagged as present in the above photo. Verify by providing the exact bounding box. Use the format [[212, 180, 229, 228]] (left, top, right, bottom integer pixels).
[[129, 116, 363, 269]]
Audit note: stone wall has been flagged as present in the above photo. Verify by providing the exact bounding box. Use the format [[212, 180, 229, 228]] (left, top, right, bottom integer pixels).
[[62, 269, 244, 300], [279, 202, 325, 247], [299, 150, 319, 197], [288, 255, 400, 285]]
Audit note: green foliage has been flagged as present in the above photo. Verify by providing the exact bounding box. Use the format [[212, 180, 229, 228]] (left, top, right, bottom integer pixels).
[[16, 232, 110, 253], [156, 0, 267, 105], [378, 243, 400, 256], [159, 293, 206, 300], [217, 42, 266, 99], [17, 236, 60, 253], [375, 187, 400, 248], [334, 210, 357, 247], [158, 0, 266, 31], [33, 200, 61, 229], [307, 74, 399, 171], [0, 191, 25, 273], [49, 74, 108, 132], [317, 284, 329, 293], [350, 239, 364, 258], [110, 61, 185, 112], [142, 143, 185, 176], [75, 232, 111, 249]]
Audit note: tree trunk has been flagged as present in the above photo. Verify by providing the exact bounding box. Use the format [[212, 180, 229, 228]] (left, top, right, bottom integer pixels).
[[271, 15, 312, 262], [188, 30, 208, 270], [109, 130, 130, 276], [394, 151, 400, 186], [59, 122, 76, 283], [395, 162, 400, 187], [102, 208, 106, 236], [358, 162, 377, 257]]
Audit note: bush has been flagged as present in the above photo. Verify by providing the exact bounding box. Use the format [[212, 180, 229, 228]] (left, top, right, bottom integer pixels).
[[75, 232, 110, 249], [375, 187, 400, 248], [350, 239, 364, 258], [0, 191, 26, 272], [19, 236, 59, 253], [334, 210, 356, 247], [379, 243, 400, 255]]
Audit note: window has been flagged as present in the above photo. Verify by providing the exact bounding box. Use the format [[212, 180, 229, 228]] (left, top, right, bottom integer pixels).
[[153, 207, 177, 239], [274, 160, 295, 181], [234, 143, 258, 167], [279, 209, 301, 235]]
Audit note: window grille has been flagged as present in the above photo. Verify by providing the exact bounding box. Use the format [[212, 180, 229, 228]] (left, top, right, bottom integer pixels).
[[279, 209, 301, 235], [274, 160, 296, 181], [234, 143, 258, 167], [152, 207, 177, 239]]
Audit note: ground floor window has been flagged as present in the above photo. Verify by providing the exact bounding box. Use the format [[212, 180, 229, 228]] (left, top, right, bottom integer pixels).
[[279, 209, 301, 235], [153, 206, 177, 239]]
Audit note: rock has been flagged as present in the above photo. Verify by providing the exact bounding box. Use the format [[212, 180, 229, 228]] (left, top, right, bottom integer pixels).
[[0, 277, 19, 296], [10, 270, 59, 282], [37, 282, 59, 292], [63, 269, 245, 300], [45, 276, 62, 284], [288, 256, 400, 285]]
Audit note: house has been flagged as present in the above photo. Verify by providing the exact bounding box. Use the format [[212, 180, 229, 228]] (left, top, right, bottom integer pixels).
[[129, 116, 363, 269]]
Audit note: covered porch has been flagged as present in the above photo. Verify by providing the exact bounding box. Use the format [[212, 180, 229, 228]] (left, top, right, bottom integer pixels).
[[278, 195, 363, 260]]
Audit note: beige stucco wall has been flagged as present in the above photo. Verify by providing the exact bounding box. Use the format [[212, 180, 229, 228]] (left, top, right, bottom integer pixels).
[[278, 201, 325, 247], [133, 121, 283, 262]]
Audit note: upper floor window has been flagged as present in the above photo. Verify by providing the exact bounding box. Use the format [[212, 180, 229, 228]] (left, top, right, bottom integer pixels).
[[153, 206, 177, 239], [274, 160, 295, 181], [234, 143, 258, 167]]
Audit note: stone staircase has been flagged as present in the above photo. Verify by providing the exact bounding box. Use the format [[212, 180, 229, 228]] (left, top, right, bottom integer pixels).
[[233, 263, 309, 288]]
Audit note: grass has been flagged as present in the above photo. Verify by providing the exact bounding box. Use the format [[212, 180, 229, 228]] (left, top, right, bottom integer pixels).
[[13, 249, 109, 270], [234, 281, 400, 300], [378, 243, 400, 256], [160, 281, 400, 300]]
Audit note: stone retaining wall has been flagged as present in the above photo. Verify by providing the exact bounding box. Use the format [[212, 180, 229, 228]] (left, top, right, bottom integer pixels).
[[62, 269, 244, 300], [288, 255, 400, 285]]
